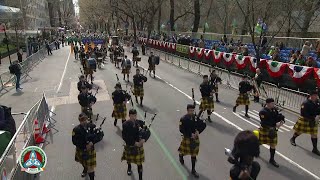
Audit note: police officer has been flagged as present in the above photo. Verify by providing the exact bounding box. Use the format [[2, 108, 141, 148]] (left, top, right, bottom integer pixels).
[[78, 86, 96, 120], [233, 75, 254, 118], [72, 113, 96, 180], [77, 75, 92, 92], [121, 109, 146, 180], [178, 104, 200, 178], [258, 98, 285, 167], [290, 90, 320, 156], [112, 83, 128, 126], [209, 70, 222, 102], [198, 75, 215, 123], [148, 52, 156, 78], [133, 68, 147, 107]]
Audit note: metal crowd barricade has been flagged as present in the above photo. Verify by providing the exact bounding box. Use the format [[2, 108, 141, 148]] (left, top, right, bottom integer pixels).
[[0, 94, 52, 180], [150, 47, 308, 113]]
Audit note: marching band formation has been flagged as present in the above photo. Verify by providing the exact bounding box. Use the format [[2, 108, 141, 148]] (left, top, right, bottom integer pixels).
[[70, 35, 320, 180]]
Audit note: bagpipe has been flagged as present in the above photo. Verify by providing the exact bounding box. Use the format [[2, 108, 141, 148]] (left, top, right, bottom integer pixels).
[[86, 114, 107, 144], [192, 88, 207, 134], [116, 74, 134, 107], [139, 112, 157, 142]]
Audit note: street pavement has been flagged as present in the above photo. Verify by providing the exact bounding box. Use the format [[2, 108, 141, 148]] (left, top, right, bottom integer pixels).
[[8, 44, 318, 179]]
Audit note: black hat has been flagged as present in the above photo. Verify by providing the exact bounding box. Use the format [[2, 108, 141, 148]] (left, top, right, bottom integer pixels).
[[129, 109, 137, 115], [266, 98, 275, 104], [79, 75, 85, 79], [78, 113, 88, 121], [203, 75, 208, 78], [187, 104, 195, 110], [309, 90, 318, 96], [115, 83, 122, 89]]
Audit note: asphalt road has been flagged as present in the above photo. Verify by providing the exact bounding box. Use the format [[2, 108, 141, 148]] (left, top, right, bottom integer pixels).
[[33, 45, 320, 180]]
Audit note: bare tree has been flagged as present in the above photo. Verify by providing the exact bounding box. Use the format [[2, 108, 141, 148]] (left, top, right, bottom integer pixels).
[[192, 0, 201, 32]]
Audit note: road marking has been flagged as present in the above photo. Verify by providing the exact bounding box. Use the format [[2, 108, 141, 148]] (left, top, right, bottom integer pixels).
[[137, 64, 320, 180]]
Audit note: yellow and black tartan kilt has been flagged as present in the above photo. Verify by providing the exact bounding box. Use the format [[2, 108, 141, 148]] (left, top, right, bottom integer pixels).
[[293, 117, 318, 135], [75, 148, 96, 169], [112, 103, 127, 119], [258, 127, 277, 146], [236, 93, 250, 105], [178, 137, 200, 156], [148, 65, 155, 71], [213, 85, 218, 93], [133, 86, 144, 97], [122, 68, 131, 74], [199, 97, 214, 111], [121, 146, 145, 165]]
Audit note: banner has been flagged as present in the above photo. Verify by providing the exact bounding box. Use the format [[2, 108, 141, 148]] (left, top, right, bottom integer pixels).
[[176, 44, 189, 55], [81, 38, 105, 45]]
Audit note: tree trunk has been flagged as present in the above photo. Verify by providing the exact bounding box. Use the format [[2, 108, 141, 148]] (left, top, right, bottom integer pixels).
[[241, 0, 250, 35], [170, 0, 175, 31], [157, 0, 162, 33], [223, 4, 228, 34], [192, 0, 200, 33], [132, 17, 137, 41]]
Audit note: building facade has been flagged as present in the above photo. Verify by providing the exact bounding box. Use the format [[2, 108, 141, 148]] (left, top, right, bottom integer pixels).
[[48, 0, 75, 28]]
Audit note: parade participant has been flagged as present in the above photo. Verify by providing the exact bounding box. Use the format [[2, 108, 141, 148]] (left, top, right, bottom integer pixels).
[[72, 113, 96, 180], [209, 70, 222, 102], [178, 104, 201, 178], [228, 130, 260, 180], [258, 98, 285, 167], [121, 109, 146, 180], [78, 86, 97, 119], [197, 75, 215, 123], [141, 43, 146, 55], [77, 75, 92, 92], [253, 68, 263, 102], [133, 68, 147, 107], [121, 55, 132, 81], [290, 90, 320, 156], [74, 44, 79, 60], [112, 83, 128, 126], [148, 52, 156, 78], [233, 75, 254, 118], [132, 47, 140, 67]]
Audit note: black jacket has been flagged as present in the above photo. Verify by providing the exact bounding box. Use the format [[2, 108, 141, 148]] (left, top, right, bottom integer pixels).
[[112, 90, 126, 104], [77, 81, 92, 92], [200, 82, 214, 97], [301, 99, 320, 121], [259, 107, 282, 127], [239, 81, 253, 94], [133, 74, 147, 87], [78, 92, 96, 107], [179, 114, 197, 138], [122, 120, 145, 146]]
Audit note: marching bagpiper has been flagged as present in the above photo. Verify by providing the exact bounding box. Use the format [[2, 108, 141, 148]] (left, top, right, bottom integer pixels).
[[258, 98, 285, 167], [121, 55, 132, 81], [178, 104, 203, 178], [132, 47, 140, 67], [253, 68, 263, 103], [78, 86, 97, 121], [77, 75, 92, 93], [233, 75, 254, 118], [198, 75, 215, 123], [133, 68, 147, 107], [148, 52, 157, 78], [121, 109, 146, 180], [290, 90, 320, 156], [72, 113, 97, 180], [111, 83, 128, 126], [209, 70, 222, 102]]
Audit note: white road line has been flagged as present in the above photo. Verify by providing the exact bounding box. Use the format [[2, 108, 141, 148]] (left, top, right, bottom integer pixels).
[[137, 64, 320, 180], [57, 51, 71, 93], [233, 112, 259, 128]]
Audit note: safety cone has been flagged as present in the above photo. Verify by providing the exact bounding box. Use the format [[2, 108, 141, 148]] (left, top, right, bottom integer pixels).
[[34, 119, 45, 144], [42, 123, 51, 134]]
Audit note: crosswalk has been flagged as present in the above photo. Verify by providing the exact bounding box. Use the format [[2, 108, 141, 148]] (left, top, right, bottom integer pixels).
[[232, 110, 296, 133]]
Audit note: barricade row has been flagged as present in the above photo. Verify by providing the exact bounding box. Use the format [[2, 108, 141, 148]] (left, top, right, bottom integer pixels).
[[150, 48, 308, 113], [0, 95, 51, 179]]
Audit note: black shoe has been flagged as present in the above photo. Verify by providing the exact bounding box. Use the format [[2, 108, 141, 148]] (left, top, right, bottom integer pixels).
[[191, 170, 199, 178], [312, 149, 320, 156], [81, 172, 87, 178], [140, 103, 143, 107], [216, 99, 220, 103], [127, 169, 132, 176], [233, 107, 236, 113], [114, 119, 117, 126], [290, 137, 296, 146], [207, 116, 212, 123], [245, 114, 250, 118], [179, 155, 184, 165], [269, 160, 279, 168]]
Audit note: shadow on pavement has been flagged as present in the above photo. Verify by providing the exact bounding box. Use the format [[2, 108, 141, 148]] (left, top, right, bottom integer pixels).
[[207, 120, 239, 136], [12, 90, 24, 96], [297, 145, 320, 160]]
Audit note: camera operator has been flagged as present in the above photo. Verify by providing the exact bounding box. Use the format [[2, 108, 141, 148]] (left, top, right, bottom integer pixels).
[[229, 130, 260, 180]]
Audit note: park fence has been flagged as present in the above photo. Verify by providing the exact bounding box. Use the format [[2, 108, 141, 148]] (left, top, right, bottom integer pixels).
[[0, 94, 54, 180]]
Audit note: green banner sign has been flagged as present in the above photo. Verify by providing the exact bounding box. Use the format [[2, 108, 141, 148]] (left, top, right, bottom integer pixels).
[[176, 44, 189, 55]]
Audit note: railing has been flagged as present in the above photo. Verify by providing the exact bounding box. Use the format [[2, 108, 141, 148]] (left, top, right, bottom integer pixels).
[[0, 94, 52, 180], [148, 47, 308, 113], [0, 44, 48, 94]]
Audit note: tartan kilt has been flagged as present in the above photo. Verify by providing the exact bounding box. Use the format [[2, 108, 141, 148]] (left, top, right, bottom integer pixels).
[[133, 86, 144, 97], [213, 85, 218, 93], [75, 148, 96, 169], [84, 68, 93, 75], [122, 67, 131, 74], [236, 93, 250, 105], [121, 146, 145, 165], [148, 64, 155, 71], [178, 137, 200, 156], [258, 127, 277, 146], [293, 117, 318, 135], [199, 97, 214, 111], [112, 103, 127, 119]]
